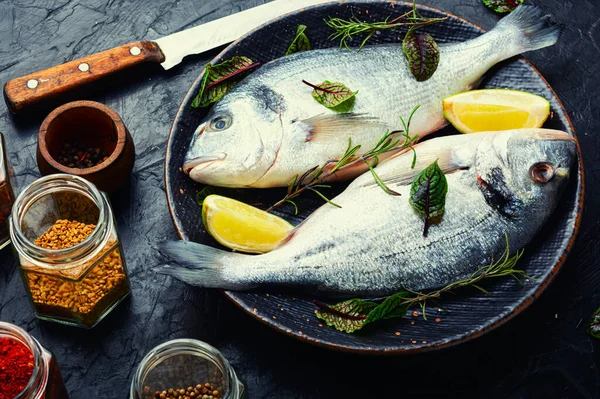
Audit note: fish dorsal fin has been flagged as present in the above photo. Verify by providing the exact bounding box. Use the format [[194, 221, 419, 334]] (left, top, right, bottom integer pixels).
[[353, 134, 479, 189], [302, 113, 385, 143]]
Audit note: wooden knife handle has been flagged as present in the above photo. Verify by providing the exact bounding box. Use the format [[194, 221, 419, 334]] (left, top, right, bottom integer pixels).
[[3, 41, 165, 113]]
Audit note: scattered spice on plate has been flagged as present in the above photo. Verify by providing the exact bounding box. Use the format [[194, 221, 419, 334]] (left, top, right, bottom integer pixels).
[[57, 142, 109, 169], [0, 337, 34, 399], [152, 383, 221, 399]]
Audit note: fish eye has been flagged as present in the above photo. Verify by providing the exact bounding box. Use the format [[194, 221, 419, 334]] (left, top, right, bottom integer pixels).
[[209, 115, 232, 131], [529, 162, 555, 184]]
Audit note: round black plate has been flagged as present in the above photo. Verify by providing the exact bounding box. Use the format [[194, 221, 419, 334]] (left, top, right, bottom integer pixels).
[[165, 1, 583, 354]]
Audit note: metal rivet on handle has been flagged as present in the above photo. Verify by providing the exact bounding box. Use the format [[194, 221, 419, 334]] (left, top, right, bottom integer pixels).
[[27, 80, 38, 89], [130, 46, 141, 56], [78, 63, 90, 72]]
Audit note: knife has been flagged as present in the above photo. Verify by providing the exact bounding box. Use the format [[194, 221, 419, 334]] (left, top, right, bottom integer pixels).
[[3, 0, 333, 114]]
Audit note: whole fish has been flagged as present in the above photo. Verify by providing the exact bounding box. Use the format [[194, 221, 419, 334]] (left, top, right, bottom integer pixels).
[[183, 5, 561, 188], [161, 128, 576, 296]]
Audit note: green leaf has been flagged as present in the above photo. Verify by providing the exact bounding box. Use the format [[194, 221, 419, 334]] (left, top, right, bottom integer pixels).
[[409, 160, 448, 237], [481, 0, 524, 13], [314, 299, 378, 333], [402, 27, 440, 82], [286, 25, 311, 55], [314, 291, 412, 333], [303, 80, 358, 111], [191, 56, 259, 108], [365, 291, 412, 323], [586, 307, 600, 339]]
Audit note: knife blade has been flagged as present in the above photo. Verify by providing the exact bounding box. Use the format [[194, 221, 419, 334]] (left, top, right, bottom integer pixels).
[[3, 0, 333, 114]]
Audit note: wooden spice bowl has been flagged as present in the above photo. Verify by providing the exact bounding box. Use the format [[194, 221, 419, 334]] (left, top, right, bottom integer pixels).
[[37, 101, 135, 193]]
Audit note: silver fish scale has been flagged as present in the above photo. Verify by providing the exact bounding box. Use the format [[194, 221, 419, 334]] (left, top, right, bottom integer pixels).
[[239, 35, 505, 142], [187, 6, 561, 188], [209, 30, 521, 188], [220, 127, 575, 296], [227, 171, 518, 296]]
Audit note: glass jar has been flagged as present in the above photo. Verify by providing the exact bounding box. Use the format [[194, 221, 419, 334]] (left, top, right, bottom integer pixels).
[[8, 174, 130, 328], [0, 132, 17, 250], [0, 321, 69, 399], [130, 339, 246, 399]]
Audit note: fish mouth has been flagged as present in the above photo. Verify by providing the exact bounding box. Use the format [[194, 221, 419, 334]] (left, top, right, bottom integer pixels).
[[183, 153, 226, 174]]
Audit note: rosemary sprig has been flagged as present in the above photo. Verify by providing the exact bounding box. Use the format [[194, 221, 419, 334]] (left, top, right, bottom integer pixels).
[[325, 1, 447, 50], [398, 234, 528, 319], [266, 106, 421, 213], [315, 234, 531, 333]]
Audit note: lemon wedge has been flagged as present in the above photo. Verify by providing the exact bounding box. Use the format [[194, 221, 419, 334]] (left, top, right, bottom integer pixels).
[[442, 89, 550, 133], [202, 195, 293, 254]]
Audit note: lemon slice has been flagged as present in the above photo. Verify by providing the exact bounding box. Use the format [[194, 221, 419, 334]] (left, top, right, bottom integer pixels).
[[443, 89, 550, 133], [202, 195, 293, 254]]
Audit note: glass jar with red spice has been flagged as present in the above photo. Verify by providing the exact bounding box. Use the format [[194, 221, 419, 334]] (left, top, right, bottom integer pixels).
[[0, 321, 69, 399]]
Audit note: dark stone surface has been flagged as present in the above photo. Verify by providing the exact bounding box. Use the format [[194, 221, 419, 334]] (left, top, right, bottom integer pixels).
[[0, 0, 598, 398]]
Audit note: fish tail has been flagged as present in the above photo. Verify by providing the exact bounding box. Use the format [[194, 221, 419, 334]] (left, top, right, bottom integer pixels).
[[155, 240, 256, 290], [490, 5, 562, 56]]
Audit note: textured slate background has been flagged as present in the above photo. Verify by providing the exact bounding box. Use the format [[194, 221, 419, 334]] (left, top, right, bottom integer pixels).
[[0, 0, 598, 398]]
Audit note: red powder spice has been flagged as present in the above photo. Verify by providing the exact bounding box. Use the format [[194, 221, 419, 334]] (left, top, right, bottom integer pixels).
[[0, 337, 34, 399]]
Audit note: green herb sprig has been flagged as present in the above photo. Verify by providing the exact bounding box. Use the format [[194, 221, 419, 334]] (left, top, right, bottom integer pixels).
[[266, 106, 421, 214], [325, 1, 447, 50], [315, 234, 529, 333]]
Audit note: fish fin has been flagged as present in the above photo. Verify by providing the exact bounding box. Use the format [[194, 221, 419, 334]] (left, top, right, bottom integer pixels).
[[353, 134, 477, 189], [302, 113, 385, 143], [155, 241, 256, 290], [318, 145, 403, 183], [374, 151, 460, 187], [493, 5, 562, 53]]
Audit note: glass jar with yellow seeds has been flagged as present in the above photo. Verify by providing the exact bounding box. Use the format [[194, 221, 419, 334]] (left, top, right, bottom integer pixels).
[[9, 174, 130, 328]]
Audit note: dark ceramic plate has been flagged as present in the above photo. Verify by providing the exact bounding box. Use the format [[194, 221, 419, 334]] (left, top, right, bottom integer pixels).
[[165, 1, 583, 354]]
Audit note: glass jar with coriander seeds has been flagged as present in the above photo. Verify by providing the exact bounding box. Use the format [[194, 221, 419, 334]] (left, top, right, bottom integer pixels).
[[9, 174, 130, 328], [130, 339, 246, 399], [0, 321, 69, 399]]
